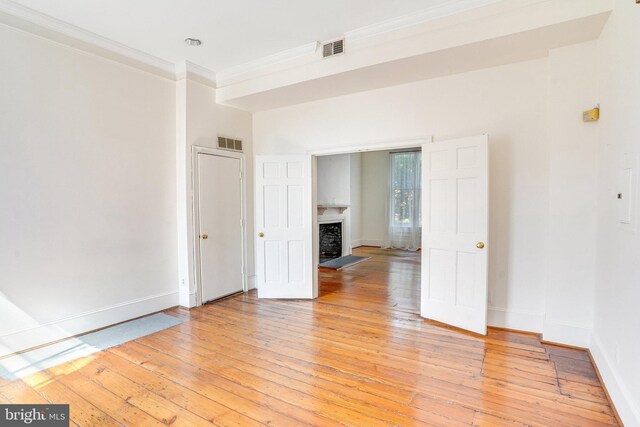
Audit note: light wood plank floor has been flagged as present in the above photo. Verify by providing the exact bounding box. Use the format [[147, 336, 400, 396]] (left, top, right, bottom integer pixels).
[[0, 247, 618, 426]]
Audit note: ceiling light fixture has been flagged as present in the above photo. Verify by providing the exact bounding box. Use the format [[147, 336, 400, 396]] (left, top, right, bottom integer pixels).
[[184, 38, 202, 47]]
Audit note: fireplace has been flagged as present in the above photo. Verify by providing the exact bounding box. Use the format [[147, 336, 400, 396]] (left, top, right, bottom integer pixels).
[[319, 222, 342, 262]]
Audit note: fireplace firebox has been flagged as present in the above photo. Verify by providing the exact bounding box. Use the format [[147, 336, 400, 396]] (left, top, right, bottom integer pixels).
[[319, 222, 342, 263]]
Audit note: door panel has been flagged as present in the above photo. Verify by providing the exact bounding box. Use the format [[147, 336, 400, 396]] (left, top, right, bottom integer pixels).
[[198, 153, 244, 303], [421, 135, 489, 335], [255, 155, 314, 298]]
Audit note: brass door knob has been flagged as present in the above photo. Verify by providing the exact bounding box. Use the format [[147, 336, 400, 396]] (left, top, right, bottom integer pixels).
[[201, 234, 208, 240], [476, 242, 485, 249], [258, 232, 265, 237]]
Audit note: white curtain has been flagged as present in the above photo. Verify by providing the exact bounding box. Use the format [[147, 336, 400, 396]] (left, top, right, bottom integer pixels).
[[386, 151, 421, 251]]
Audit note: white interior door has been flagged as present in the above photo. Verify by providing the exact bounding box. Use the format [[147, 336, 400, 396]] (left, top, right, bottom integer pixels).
[[255, 155, 315, 298], [421, 135, 489, 335], [198, 153, 244, 303]]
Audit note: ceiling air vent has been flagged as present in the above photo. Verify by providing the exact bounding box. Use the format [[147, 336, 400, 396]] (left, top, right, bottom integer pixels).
[[322, 38, 344, 58], [218, 136, 243, 152]]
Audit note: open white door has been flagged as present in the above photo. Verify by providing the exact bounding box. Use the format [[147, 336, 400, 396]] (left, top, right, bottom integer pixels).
[[421, 135, 489, 335], [255, 155, 315, 298]]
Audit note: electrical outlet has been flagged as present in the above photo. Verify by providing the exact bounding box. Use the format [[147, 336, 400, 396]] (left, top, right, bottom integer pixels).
[[180, 278, 185, 286]]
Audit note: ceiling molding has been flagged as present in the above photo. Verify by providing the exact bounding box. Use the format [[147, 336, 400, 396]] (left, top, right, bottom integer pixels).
[[216, 41, 319, 87], [214, 0, 503, 87], [175, 60, 217, 87], [217, 0, 612, 111], [0, 0, 506, 88], [0, 0, 179, 79], [345, 0, 501, 42]]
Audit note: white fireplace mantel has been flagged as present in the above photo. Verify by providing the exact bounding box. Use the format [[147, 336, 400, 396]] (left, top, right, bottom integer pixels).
[[317, 207, 350, 258], [317, 204, 349, 215]]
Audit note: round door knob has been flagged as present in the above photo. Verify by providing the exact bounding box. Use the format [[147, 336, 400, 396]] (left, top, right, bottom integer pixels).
[[258, 232, 265, 237], [476, 242, 485, 249], [201, 234, 208, 240]]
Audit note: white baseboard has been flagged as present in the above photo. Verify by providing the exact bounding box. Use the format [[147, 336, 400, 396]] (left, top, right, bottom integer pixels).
[[542, 319, 591, 348], [247, 275, 256, 290], [358, 239, 385, 247], [487, 306, 543, 333], [351, 240, 363, 248], [179, 290, 197, 308], [591, 333, 640, 426], [0, 291, 179, 358]]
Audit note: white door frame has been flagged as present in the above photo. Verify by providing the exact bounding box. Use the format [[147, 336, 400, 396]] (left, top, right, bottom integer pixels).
[[191, 145, 247, 307], [310, 136, 432, 302]]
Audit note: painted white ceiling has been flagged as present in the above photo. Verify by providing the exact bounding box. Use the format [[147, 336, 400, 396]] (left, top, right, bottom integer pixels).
[[9, 0, 454, 72]]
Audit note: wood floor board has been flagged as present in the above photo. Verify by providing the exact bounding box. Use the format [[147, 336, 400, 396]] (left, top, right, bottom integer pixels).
[[161, 327, 418, 406], [93, 351, 261, 427], [175, 308, 616, 427], [108, 343, 309, 426], [51, 365, 166, 426], [28, 373, 122, 427], [2, 247, 618, 426], [233, 296, 488, 351], [170, 313, 481, 390], [129, 339, 388, 427], [139, 333, 472, 427], [200, 303, 484, 375], [151, 327, 477, 425], [0, 378, 51, 404], [471, 411, 529, 426]]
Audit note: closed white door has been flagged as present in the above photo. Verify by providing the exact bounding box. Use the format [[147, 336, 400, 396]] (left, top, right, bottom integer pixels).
[[421, 135, 489, 335], [198, 153, 244, 303], [255, 155, 315, 298]]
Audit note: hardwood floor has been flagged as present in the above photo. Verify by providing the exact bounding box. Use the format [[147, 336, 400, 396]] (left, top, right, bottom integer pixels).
[[0, 247, 618, 426]]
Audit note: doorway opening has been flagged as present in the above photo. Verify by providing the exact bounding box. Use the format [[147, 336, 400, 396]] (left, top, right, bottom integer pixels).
[[254, 135, 489, 335], [314, 148, 423, 315]]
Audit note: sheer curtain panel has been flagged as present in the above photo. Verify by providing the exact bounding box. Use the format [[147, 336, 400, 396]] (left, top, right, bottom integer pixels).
[[387, 151, 421, 251]]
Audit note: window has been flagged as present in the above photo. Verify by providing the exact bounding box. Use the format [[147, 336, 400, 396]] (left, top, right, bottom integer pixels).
[[387, 151, 422, 251], [390, 151, 421, 227]]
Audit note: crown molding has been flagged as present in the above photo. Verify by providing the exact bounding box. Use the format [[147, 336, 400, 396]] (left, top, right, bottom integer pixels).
[[214, 0, 503, 87], [345, 0, 501, 42], [0, 0, 177, 79], [1, 0, 503, 88], [216, 41, 319, 87], [175, 61, 217, 88]]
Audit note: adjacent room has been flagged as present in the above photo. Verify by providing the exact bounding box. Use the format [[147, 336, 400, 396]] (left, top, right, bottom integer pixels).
[[1, 0, 639, 426], [316, 149, 423, 315]]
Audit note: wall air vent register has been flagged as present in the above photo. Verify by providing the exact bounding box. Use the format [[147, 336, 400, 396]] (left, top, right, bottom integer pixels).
[[322, 39, 344, 58], [217, 137, 243, 152]]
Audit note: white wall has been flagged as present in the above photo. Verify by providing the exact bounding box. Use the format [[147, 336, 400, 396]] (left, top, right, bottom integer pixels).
[[349, 153, 362, 246], [176, 79, 253, 307], [316, 153, 355, 254], [591, 0, 640, 424], [316, 154, 350, 205], [0, 26, 178, 356], [254, 58, 550, 332], [543, 41, 599, 347], [361, 151, 389, 247]]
